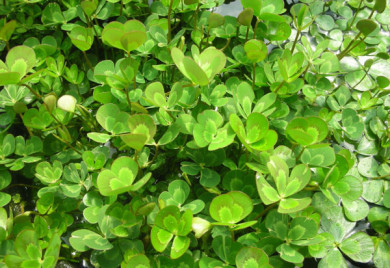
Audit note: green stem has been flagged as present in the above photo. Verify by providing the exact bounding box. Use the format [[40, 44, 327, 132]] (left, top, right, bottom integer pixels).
[[371, 174, 390, 180], [53, 133, 82, 155], [193, 3, 201, 31], [220, 38, 231, 51], [337, 32, 362, 60], [120, 0, 123, 16], [230, 230, 235, 241], [22, 84, 41, 99], [245, 26, 249, 42], [254, 203, 277, 220], [205, 28, 210, 49], [291, 29, 301, 54], [167, 0, 174, 44], [253, 19, 259, 39], [340, 37, 366, 60], [368, 7, 375, 19], [82, 51, 94, 71], [252, 63, 256, 91], [274, 81, 286, 93], [149, 144, 159, 165], [296, 146, 305, 162], [347, 0, 363, 31]]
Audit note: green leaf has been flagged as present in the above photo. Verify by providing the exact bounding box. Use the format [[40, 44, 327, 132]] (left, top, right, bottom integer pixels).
[[42, 3, 66, 25], [241, 0, 261, 17], [102, 20, 147, 53], [300, 144, 336, 167], [209, 191, 253, 224], [277, 244, 304, 264], [208, 13, 225, 29], [332, 176, 362, 201], [0, 20, 17, 42], [87, 132, 111, 143], [342, 199, 369, 222], [200, 168, 220, 188], [288, 217, 318, 241], [159, 180, 190, 206], [278, 197, 311, 214], [151, 226, 174, 252], [235, 247, 271, 268], [145, 81, 167, 107], [238, 8, 254, 27], [373, 240, 390, 268], [286, 117, 328, 146], [35, 160, 63, 184], [6, 45, 36, 78], [97, 156, 138, 196], [70, 229, 113, 251], [339, 232, 374, 263], [256, 173, 280, 205], [96, 103, 131, 134], [318, 249, 347, 268], [23, 108, 53, 130], [244, 40, 267, 63], [171, 47, 208, 86], [374, 0, 387, 13], [0, 170, 11, 190], [356, 19, 377, 37], [170, 236, 190, 259], [285, 164, 311, 197]]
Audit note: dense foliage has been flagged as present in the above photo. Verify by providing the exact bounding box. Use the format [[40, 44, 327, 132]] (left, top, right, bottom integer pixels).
[[0, 0, 390, 267]]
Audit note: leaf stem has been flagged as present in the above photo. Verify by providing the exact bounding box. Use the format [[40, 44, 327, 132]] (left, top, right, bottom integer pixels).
[[252, 63, 256, 91], [291, 29, 301, 54], [254, 203, 277, 220], [346, 0, 363, 31], [167, 0, 174, 44], [337, 32, 362, 60], [19, 114, 33, 137], [274, 80, 286, 93], [22, 84, 41, 99], [82, 51, 94, 71], [193, 3, 201, 31], [220, 38, 231, 51], [253, 19, 259, 39], [296, 146, 305, 162], [52, 133, 82, 155], [371, 174, 390, 180]]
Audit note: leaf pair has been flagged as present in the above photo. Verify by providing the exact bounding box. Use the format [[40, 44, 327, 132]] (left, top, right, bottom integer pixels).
[[171, 46, 226, 86], [209, 191, 255, 230], [230, 112, 278, 152], [257, 156, 311, 213], [286, 116, 328, 146], [4, 230, 61, 268], [159, 180, 205, 214], [68, 26, 94, 51], [97, 156, 151, 196], [0, 46, 36, 85], [265, 210, 320, 264], [151, 206, 193, 259], [94, 58, 137, 90], [102, 20, 147, 53], [193, 110, 235, 151], [144, 82, 183, 109]]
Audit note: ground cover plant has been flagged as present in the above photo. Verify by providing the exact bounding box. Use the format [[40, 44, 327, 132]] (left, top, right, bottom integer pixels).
[[0, 0, 389, 266]]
